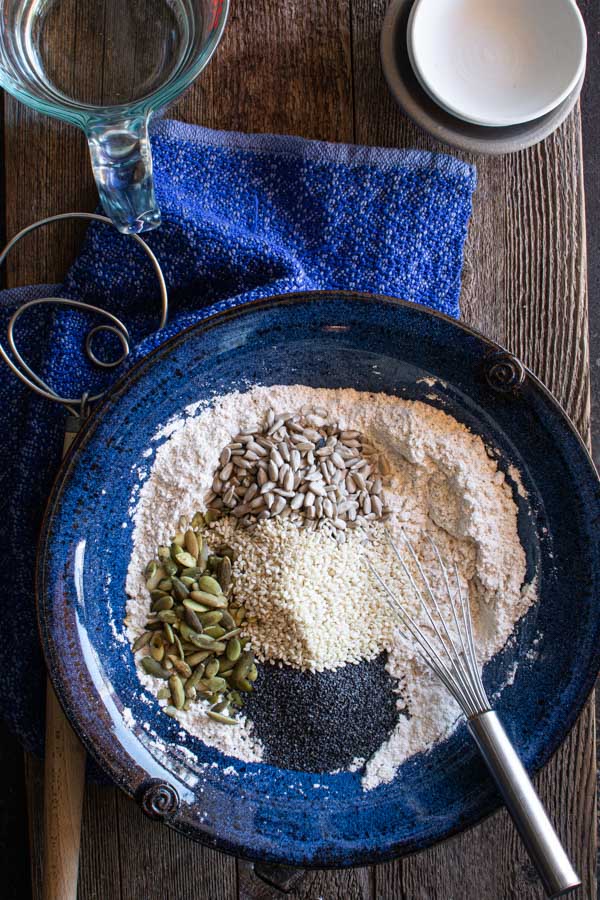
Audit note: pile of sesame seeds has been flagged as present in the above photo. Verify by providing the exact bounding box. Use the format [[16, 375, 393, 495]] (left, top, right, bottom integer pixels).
[[213, 516, 397, 672], [206, 406, 391, 540]]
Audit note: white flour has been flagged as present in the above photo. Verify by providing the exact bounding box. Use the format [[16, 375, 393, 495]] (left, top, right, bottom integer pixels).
[[124, 385, 535, 788]]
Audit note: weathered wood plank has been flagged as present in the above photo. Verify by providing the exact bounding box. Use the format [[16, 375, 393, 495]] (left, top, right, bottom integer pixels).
[[31, 774, 237, 900], [179, 2, 367, 897], [112, 789, 237, 900], [185, 4, 365, 895], [23, 754, 44, 900], [352, 0, 590, 433], [3, 102, 94, 286], [293, 867, 373, 899], [498, 115, 590, 435], [78, 786, 123, 900], [170, 0, 354, 143]]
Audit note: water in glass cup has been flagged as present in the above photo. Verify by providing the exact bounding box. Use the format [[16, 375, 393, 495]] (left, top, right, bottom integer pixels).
[[35, 0, 194, 107], [0, 0, 228, 232]]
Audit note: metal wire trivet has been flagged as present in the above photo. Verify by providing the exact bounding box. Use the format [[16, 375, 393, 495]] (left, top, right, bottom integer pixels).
[[0, 212, 168, 420]]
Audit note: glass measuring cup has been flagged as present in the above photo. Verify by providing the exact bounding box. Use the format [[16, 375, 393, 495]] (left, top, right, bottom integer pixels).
[[0, 0, 229, 233]]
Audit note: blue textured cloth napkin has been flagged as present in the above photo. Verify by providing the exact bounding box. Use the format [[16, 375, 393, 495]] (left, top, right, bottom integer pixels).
[[0, 119, 476, 756]]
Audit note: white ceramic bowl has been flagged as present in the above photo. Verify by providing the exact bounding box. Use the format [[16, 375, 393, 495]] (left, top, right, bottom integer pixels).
[[407, 0, 587, 128]]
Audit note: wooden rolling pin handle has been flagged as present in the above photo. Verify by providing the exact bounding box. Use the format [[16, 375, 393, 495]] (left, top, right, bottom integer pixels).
[[43, 683, 86, 900], [43, 417, 86, 900]]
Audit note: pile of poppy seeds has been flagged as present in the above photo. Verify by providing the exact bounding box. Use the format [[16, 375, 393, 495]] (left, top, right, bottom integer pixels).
[[243, 653, 400, 771]]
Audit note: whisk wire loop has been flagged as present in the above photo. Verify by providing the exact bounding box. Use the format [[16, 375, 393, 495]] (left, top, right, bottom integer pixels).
[[426, 535, 470, 661], [367, 561, 464, 703], [453, 561, 489, 711], [372, 528, 488, 717], [395, 529, 484, 714], [423, 533, 489, 714]]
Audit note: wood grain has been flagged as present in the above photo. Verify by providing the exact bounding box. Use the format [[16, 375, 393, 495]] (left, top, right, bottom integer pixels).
[[77, 785, 122, 900], [170, 0, 354, 142], [351, 0, 590, 438], [112, 790, 237, 900], [3, 0, 593, 897], [24, 754, 45, 900]]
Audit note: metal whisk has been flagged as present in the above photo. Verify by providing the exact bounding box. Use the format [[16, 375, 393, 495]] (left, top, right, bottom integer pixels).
[[367, 529, 580, 899]]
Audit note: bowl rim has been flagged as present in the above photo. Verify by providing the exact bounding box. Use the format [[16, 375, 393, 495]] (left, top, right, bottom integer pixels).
[[407, 0, 587, 127], [36, 290, 600, 867]]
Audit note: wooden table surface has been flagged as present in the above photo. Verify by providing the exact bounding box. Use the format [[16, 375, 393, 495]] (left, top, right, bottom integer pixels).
[[3, 2, 595, 898]]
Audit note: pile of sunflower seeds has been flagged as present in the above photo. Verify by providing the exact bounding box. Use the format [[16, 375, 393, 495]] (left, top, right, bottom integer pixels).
[[205, 407, 391, 539], [131, 514, 257, 725]]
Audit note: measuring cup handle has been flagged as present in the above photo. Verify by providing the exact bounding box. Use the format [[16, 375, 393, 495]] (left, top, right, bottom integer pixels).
[[86, 115, 161, 234]]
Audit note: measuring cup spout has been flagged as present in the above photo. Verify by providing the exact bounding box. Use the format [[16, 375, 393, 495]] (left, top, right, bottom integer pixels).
[[85, 115, 161, 234]]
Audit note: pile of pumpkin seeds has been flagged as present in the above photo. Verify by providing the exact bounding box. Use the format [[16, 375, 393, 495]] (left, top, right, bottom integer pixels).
[[205, 407, 391, 540], [131, 512, 256, 725]]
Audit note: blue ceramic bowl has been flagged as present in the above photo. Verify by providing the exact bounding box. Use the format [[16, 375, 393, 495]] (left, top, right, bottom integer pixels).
[[37, 292, 600, 866]]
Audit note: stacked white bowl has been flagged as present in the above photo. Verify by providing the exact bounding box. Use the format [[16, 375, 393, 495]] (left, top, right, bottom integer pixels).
[[406, 0, 587, 128]]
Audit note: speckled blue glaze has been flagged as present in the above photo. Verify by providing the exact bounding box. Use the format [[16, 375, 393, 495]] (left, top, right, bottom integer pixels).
[[38, 292, 600, 867]]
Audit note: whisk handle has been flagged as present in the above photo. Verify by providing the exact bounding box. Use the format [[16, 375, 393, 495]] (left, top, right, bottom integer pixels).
[[468, 711, 580, 898]]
